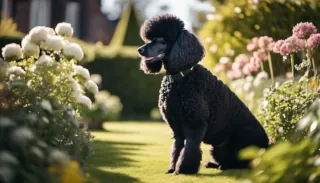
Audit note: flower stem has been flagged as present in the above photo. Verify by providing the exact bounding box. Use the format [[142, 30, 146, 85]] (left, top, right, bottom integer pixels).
[[311, 57, 318, 89], [312, 57, 317, 78], [290, 54, 295, 80], [260, 61, 264, 72], [267, 51, 274, 88]]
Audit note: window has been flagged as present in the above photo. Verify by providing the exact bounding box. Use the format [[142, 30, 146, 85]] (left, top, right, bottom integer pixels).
[[65, 1, 80, 37], [29, 0, 51, 28], [2, 0, 10, 17]]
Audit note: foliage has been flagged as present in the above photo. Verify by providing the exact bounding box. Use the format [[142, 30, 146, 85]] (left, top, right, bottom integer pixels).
[[199, 0, 320, 69], [150, 107, 162, 121], [84, 90, 123, 123], [0, 113, 85, 183], [0, 24, 96, 169], [258, 79, 317, 141], [239, 98, 320, 183], [85, 57, 163, 117]]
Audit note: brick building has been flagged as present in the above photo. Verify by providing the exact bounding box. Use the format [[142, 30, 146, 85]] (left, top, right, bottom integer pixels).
[[0, 0, 116, 44]]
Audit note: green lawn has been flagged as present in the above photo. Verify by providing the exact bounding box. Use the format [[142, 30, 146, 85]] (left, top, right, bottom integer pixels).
[[88, 122, 248, 183]]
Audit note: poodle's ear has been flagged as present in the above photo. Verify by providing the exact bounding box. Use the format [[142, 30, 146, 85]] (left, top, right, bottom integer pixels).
[[166, 30, 205, 73]]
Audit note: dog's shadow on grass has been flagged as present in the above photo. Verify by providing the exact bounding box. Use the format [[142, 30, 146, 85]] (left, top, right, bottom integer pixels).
[[88, 140, 146, 183]]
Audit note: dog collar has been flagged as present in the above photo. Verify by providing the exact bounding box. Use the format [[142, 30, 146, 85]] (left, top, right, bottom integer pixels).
[[167, 67, 194, 83]]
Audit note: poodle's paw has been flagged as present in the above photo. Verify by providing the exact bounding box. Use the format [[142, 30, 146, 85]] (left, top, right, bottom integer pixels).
[[204, 161, 220, 169], [165, 168, 175, 174]]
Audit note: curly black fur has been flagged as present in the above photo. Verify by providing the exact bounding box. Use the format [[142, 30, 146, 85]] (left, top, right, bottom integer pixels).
[[139, 14, 269, 175]]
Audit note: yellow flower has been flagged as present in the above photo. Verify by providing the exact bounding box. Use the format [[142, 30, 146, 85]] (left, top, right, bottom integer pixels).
[[48, 161, 84, 183]]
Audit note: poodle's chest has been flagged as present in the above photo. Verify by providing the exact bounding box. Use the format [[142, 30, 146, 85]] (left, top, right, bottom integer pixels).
[[158, 79, 196, 121]]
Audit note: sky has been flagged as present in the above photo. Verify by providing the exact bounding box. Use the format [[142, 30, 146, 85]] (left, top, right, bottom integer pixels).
[[100, 0, 215, 31]]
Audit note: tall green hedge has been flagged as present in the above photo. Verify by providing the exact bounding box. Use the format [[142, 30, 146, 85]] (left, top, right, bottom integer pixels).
[[85, 57, 163, 118]]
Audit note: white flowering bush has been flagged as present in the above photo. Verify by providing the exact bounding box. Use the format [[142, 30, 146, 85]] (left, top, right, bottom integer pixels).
[[1, 23, 98, 111], [0, 23, 98, 175]]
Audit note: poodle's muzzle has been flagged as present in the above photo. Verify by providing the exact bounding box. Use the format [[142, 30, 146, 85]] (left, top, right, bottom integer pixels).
[[138, 37, 167, 63]]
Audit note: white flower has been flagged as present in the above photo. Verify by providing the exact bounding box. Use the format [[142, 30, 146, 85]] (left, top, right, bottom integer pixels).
[[278, 127, 284, 134], [22, 40, 39, 58], [69, 76, 82, 97], [11, 127, 34, 145], [40, 100, 52, 113], [256, 71, 269, 79], [50, 150, 70, 165], [29, 65, 37, 73], [219, 57, 230, 64], [43, 35, 64, 51], [2, 43, 22, 61], [63, 43, 84, 61], [55, 22, 73, 37], [234, 7, 242, 14], [76, 94, 92, 108], [90, 74, 102, 85], [243, 82, 252, 92], [0, 117, 15, 127], [310, 121, 318, 133], [21, 35, 31, 48], [7, 66, 25, 76], [29, 26, 49, 44], [36, 55, 53, 65], [85, 80, 99, 94], [45, 27, 56, 36], [245, 75, 254, 82], [73, 65, 90, 80]]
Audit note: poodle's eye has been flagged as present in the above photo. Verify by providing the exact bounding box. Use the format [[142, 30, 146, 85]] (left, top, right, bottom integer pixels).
[[155, 38, 165, 43]]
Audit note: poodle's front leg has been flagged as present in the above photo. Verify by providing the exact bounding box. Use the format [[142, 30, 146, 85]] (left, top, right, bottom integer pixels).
[[166, 137, 184, 174], [174, 123, 207, 174]]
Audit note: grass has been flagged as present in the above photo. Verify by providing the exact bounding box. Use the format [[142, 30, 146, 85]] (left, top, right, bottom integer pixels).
[[88, 122, 248, 183]]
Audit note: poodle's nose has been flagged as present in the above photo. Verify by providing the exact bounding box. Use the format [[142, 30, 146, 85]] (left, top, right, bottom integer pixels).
[[138, 47, 145, 54]]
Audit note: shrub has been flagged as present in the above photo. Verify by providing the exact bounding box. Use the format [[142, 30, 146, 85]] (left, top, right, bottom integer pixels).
[[83, 90, 123, 129], [0, 113, 85, 183], [85, 57, 163, 118], [240, 98, 320, 183], [0, 23, 97, 167]]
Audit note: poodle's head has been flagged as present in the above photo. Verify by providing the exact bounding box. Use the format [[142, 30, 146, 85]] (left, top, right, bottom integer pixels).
[[138, 14, 205, 74]]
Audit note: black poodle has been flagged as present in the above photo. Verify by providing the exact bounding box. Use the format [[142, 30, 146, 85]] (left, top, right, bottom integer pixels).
[[138, 14, 269, 175]]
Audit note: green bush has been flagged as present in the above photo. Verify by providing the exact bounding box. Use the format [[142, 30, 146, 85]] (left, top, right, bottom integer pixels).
[[0, 111, 86, 183], [199, 0, 320, 70], [240, 98, 320, 183], [85, 56, 163, 118], [0, 23, 97, 168]]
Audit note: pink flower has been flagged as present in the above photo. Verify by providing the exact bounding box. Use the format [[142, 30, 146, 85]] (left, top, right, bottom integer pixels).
[[227, 69, 243, 80], [268, 42, 275, 51], [214, 63, 225, 74], [242, 64, 251, 76], [247, 37, 259, 52], [247, 43, 255, 52], [242, 63, 257, 76], [235, 54, 250, 65], [227, 70, 234, 80], [213, 62, 231, 74], [293, 22, 317, 39], [253, 49, 268, 61], [307, 33, 320, 49], [249, 56, 261, 71], [279, 36, 305, 55], [232, 69, 243, 79], [280, 42, 291, 55], [273, 40, 285, 53], [258, 36, 274, 49]]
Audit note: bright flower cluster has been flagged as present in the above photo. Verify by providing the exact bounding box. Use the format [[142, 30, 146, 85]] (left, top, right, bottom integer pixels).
[[1, 23, 97, 109]]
